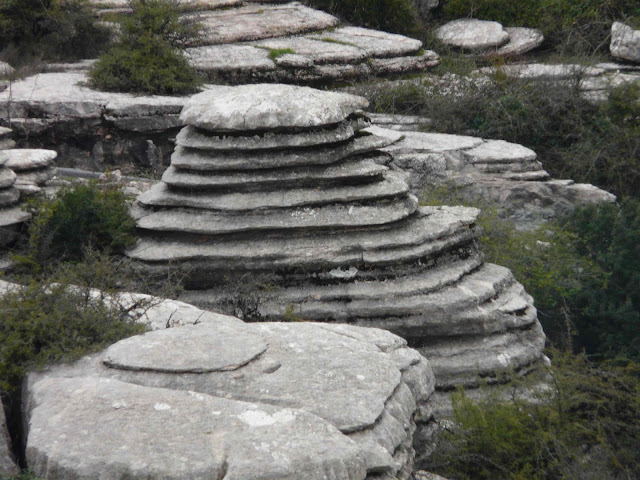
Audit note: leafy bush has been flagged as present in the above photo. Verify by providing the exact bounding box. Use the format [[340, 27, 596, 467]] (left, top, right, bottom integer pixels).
[[17, 182, 137, 269], [305, 0, 421, 36], [89, 0, 201, 95], [439, 0, 640, 55], [0, 0, 111, 65], [362, 78, 640, 199], [563, 198, 640, 361], [425, 351, 640, 480]]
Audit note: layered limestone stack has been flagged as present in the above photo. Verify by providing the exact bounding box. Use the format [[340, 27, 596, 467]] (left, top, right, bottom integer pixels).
[[15, 280, 435, 480], [88, 0, 439, 83], [127, 84, 547, 411], [0, 153, 29, 246], [1, 149, 57, 195], [0, 128, 15, 150]]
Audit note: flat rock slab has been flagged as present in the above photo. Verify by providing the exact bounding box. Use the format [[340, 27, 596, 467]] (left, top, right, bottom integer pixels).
[[492, 27, 544, 57], [137, 170, 408, 211], [176, 121, 359, 150], [91, 0, 242, 10], [186, 44, 276, 73], [252, 36, 367, 64], [103, 324, 267, 373], [0, 206, 30, 227], [367, 126, 484, 153], [611, 22, 640, 63], [187, 3, 339, 45], [135, 195, 418, 235], [0, 149, 57, 170], [435, 19, 509, 51], [308, 27, 423, 57], [0, 167, 16, 189], [180, 84, 368, 131], [461, 140, 537, 164], [170, 133, 390, 170], [0, 62, 13, 77]]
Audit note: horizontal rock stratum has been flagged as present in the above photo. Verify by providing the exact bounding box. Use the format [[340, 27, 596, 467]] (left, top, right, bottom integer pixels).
[[13, 283, 435, 480], [127, 84, 548, 415]]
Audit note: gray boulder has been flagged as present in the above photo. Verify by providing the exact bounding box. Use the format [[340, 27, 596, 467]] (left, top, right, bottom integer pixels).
[[611, 22, 640, 63], [435, 19, 510, 51]]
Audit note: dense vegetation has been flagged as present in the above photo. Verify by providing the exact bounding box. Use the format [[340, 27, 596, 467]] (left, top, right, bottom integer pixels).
[[0, 0, 110, 68], [89, 0, 201, 94], [305, 0, 421, 36]]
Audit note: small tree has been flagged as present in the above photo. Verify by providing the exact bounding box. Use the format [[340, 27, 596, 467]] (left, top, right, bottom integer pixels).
[[89, 0, 201, 95]]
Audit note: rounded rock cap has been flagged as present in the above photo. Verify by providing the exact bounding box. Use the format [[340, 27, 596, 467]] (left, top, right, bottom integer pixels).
[[180, 84, 369, 132]]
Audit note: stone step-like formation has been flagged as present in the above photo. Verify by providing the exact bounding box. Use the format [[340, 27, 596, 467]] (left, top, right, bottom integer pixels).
[[89, 0, 439, 84], [16, 280, 435, 480], [0, 149, 57, 195], [0, 152, 30, 246], [127, 84, 547, 407], [0, 128, 15, 151]]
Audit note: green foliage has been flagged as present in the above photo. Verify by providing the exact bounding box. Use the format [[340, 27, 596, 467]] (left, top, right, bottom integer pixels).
[[16, 182, 137, 270], [363, 78, 640, 199], [440, 0, 640, 55], [0, 0, 111, 65], [89, 0, 201, 94], [1, 472, 42, 480], [425, 351, 640, 479], [265, 48, 296, 60], [0, 275, 146, 396], [305, 0, 421, 36], [563, 198, 640, 361]]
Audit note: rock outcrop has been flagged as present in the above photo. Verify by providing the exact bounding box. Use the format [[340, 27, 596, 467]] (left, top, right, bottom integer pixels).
[[20, 286, 435, 480], [127, 84, 547, 408], [1, 149, 57, 195], [610, 22, 640, 64], [0, 408, 18, 478], [0, 128, 15, 151], [0, 152, 30, 246], [435, 19, 543, 57], [89, 0, 439, 84], [366, 123, 616, 229]]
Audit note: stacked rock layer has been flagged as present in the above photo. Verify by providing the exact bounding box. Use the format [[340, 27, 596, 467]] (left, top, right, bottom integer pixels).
[[1, 149, 57, 195], [0, 280, 436, 480], [0, 150, 32, 246], [127, 84, 546, 406]]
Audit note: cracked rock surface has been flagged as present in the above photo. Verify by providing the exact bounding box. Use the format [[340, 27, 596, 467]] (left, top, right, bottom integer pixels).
[[22, 291, 434, 480]]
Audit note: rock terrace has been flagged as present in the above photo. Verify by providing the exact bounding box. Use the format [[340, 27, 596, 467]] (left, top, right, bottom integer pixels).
[[19, 285, 435, 480], [127, 84, 548, 410], [89, 0, 439, 84]]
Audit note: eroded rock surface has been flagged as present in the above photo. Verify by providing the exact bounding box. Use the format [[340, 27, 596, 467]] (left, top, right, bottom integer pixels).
[[435, 19, 510, 51], [23, 303, 435, 480], [366, 121, 615, 229], [127, 84, 547, 408], [611, 22, 640, 63], [0, 408, 17, 477]]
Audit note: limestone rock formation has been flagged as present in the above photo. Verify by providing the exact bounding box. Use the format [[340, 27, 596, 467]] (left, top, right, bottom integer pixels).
[[610, 22, 640, 63], [89, 0, 439, 84], [435, 19, 543, 57], [366, 123, 616, 229], [1, 149, 57, 195], [0, 152, 29, 246], [127, 84, 547, 408], [22, 296, 435, 480], [435, 19, 510, 51]]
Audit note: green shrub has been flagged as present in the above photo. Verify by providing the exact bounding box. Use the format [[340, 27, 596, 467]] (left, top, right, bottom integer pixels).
[[0, 0, 111, 65], [425, 351, 640, 480], [440, 0, 640, 55], [89, 0, 201, 95], [17, 182, 137, 269], [305, 0, 421, 36]]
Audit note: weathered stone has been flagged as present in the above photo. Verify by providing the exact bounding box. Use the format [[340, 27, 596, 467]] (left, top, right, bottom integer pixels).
[[170, 133, 391, 170], [186, 44, 276, 74], [176, 120, 365, 151], [610, 22, 640, 63], [14, 167, 56, 186], [435, 19, 510, 51], [0, 188, 19, 207], [24, 312, 435, 480], [0, 408, 18, 477], [186, 3, 339, 46], [461, 140, 537, 164], [0, 206, 30, 228], [368, 126, 484, 153], [137, 170, 408, 212], [253, 36, 367, 65], [309, 27, 423, 58], [370, 51, 440, 75], [1, 149, 57, 171], [491, 27, 544, 57], [180, 84, 368, 131], [0, 167, 16, 189], [0, 62, 13, 77]]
